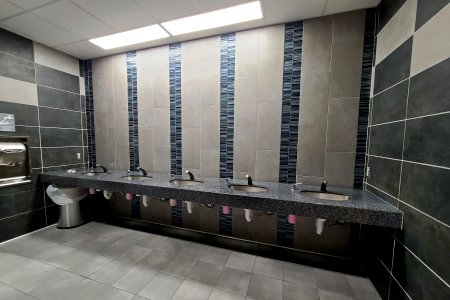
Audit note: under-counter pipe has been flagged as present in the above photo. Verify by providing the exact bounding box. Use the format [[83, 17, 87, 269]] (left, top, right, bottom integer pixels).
[[142, 195, 149, 207], [103, 191, 112, 199], [315, 218, 326, 235], [185, 201, 193, 213], [244, 209, 253, 222]]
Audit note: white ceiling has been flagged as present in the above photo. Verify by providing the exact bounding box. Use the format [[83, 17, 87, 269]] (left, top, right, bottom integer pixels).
[[0, 0, 380, 59]]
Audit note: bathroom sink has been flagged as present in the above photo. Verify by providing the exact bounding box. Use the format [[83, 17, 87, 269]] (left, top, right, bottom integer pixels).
[[228, 184, 267, 193], [300, 191, 349, 201], [82, 172, 108, 176], [121, 175, 152, 180], [169, 179, 203, 186]]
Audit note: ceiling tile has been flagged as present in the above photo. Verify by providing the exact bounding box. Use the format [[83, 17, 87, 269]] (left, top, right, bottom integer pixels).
[[1, 12, 82, 46], [7, 0, 53, 10], [32, 0, 114, 39], [134, 0, 203, 22], [324, 0, 379, 15], [263, 0, 327, 23], [71, 0, 155, 31], [196, 0, 250, 10], [0, 0, 23, 20]]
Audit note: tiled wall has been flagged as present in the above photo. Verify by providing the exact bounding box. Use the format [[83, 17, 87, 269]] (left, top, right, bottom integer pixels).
[[0, 28, 87, 242], [362, 0, 450, 299], [91, 11, 370, 258]]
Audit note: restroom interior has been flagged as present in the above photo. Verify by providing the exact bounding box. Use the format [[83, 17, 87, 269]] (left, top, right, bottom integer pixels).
[[0, 0, 448, 299]]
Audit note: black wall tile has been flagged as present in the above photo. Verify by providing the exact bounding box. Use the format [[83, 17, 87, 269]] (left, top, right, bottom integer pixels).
[[396, 203, 450, 284], [360, 225, 395, 269], [40, 128, 82, 147], [369, 122, 404, 159], [29, 147, 42, 169], [367, 156, 401, 197], [403, 114, 450, 167], [45, 204, 59, 225], [361, 256, 391, 300], [0, 189, 45, 219], [35, 64, 80, 94], [374, 38, 412, 93], [0, 101, 38, 126], [408, 58, 450, 118], [1, 125, 40, 147], [415, 0, 449, 30], [0, 28, 34, 61], [0, 52, 35, 83], [39, 107, 81, 129], [41, 146, 83, 167], [392, 242, 450, 300], [366, 184, 398, 207], [389, 278, 412, 300], [80, 95, 86, 112], [37, 85, 81, 111], [378, 0, 407, 32], [400, 162, 450, 225], [0, 209, 46, 243], [371, 80, 408, 124]]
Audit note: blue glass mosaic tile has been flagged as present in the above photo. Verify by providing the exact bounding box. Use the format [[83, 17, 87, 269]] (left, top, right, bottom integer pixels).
[[354, 9, 376, 188], [169, 43, 182, 176], [82, 59, 96, 168]]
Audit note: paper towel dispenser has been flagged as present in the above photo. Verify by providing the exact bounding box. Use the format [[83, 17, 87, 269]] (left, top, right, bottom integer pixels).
[[0, 137, 31, 188]]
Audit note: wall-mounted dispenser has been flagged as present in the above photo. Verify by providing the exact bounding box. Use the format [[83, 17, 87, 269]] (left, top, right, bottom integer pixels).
[[0, 137, 31, 188]]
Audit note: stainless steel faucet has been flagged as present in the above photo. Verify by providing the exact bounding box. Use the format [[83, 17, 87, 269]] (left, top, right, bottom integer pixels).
[[246, 175, 253, 185], [91, 164, 108, 173], [138, 167, 147, 176], [186, 170, 195, 180], [321, 180, 328, 192]]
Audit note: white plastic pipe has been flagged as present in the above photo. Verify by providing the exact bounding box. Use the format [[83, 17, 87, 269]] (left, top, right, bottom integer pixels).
[[185, 201, 193, 213], [103, 190, 112, 199], [315, 218, 326, 235], [142, 195, 149, 207], [244, 209, 253, 222]]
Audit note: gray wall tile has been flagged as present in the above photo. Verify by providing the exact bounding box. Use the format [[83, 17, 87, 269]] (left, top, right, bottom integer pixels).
[[39, 107, 81, 129], [372, 80, 408, 124], [0, 28, 34, 61], [326, 98, 360, 152], [36, 64, 80, 93], [37, 85, 81, 111], [369, 122, 405, 159], [0, 52, 35, 83], [302, 16, 332, 74], [324, 152, 356, 188]]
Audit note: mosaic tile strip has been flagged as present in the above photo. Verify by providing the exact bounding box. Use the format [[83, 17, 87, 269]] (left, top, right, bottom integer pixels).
[[277, 21, 303, 247], [219, 206, 233, 236], [126, 51, 140, 219], [219, 33, 236, 180], [354, 9, 376, 188], [126, 51, 139, 172], [82, 59, 96, 168], [169, 43, 182, 176], [171, 199, 183, 227], [279, 21, 303, 184]]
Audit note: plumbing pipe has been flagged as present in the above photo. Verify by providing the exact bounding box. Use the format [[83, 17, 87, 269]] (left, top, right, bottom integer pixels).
[[244, 209, 253, 222], [103, 191, 112, 199], [185, 201, 193, 213], [89, 188, 96, 195], [126, 193, 133, 200], [222, 206, 230, 215], [288, 214, 297, 224], [169, 199, 177, 207], [142, 195, 149, 207], [315, 218, 326, 235]]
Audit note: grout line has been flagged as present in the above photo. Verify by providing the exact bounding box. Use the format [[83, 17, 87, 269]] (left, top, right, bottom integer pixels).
[[37, 83, 81, 95], [39, 126, 84, 130], [372, 77, 409, 97], [368, 154, 450, 170], [39, 105, 82, 113], [31, 146, 84, 149], [0, 207, 47, 222], [0, 223, 55, 245], [397, 79, 410, 200], [370, 111, 450, 127]]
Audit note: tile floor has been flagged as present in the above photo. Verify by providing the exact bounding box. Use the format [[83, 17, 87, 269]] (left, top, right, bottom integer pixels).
[[0, 222, 380, 300]]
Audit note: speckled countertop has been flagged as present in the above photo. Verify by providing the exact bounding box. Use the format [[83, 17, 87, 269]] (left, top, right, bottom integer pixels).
[[40, 169, 403, 228]]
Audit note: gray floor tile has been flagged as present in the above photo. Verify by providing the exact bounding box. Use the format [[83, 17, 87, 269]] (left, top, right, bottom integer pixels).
[[9, 263, 63, 293], [156, 238, 188, 254], [346, 275, 380, 300], [63, 233, 99, 248], [17, 239, 73, 261], [135, 234, 168, 249], [178, 242, 208, 259], [283, 262, 317, 286], [247, 274, 283, 300], [0, 258, 49, 285], [314, 269, 356, 298], [79, 236, 114, 253], [95, 286, 135, 300], [36, 227, 83, 244], [318, 289, 356, 300], [209, 288, 245, 300], [113, 265, 158, 294], [172, 280, 213, 300], [89, 259, 133, 285], [201, 247, 231, 266], [0, 284, 36, 300], [161, 254, 197, 278], [115, 245, 152, 265], [187, 261, 224, 286], [0, 235, 45, 253], [215, 267, 251, 296], [138, 273, 183, 300], [131, 296, 148, 300], [28, 270, 85, 299], [253, 257, 284, 280], [225, 252, 256, 273], [0, 250, 33, 276], [283, 280, 320, 300], [98, 240, 130, 258], [63, 278, 109, 300], [138, 250, 174, 270]]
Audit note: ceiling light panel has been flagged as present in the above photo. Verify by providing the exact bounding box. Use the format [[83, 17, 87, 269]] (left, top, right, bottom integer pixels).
[[162, 1, 263, 35], [89, 25, 169, 49]]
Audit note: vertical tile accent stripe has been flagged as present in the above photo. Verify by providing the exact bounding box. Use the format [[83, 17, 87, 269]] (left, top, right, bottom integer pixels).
[[126, 51, 140, 220], [277, 21, 303, 248], [354, 9, 376, 188], [219, 33, 236, 179], [82, 59, 96, 168], [169, 43, 183, 227], [219, 33, 235, 236], [169, 43, 182, 176], [279, 21, 303, 184]]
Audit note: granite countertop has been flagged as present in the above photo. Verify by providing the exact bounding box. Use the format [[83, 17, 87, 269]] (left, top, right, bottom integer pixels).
[[40, 169, 403, 228]]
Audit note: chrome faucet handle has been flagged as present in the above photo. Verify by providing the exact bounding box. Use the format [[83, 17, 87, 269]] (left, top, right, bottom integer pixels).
[[292, 182, 303, 190], [127, 169, 131, 176], [170, 173, 175, 180]]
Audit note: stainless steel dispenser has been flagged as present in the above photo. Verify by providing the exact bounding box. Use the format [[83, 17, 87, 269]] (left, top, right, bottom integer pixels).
[[0, 137, 31, 187]]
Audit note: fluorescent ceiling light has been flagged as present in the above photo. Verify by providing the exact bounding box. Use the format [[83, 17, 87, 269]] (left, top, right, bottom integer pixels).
[[89, 25, 169, 50], [162, 1, 263, 36]]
